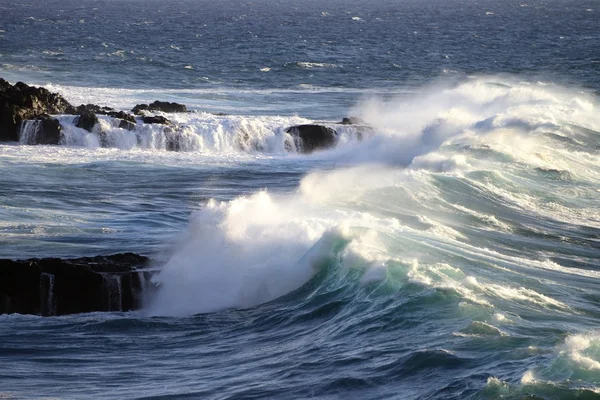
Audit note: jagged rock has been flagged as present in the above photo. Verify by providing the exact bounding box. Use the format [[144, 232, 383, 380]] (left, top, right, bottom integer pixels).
[[0, 253, 153, 316], [20, 116, 62, 145], [75, 112, 99, 132], [339, 117, 365, 125], [0, 78, 74, 141], [132, 100, 187, 114], [142, 115, 171, 125], [0, 79, 10, 91], [285, 124, 338, 153]]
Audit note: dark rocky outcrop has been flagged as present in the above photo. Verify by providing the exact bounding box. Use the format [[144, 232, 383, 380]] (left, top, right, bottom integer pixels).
[[20, 116, 62, 145], [133, 101, 187, 115], [142, 115, 171, 125], [74, 108, 137, 132], [74, 112, 99, 132], [0, 78, 74, 142], [0, 78, 151, 142], [0, 253, 154, 316], [339, 117, 365, 125], [285, 124, 338, 153], [108, 111, 136, 123], [75, 104, 114, 115], [132, 104, 149, 115]]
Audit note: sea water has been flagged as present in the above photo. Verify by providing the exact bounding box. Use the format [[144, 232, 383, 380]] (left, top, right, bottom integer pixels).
[[1, 0, 599, 398]]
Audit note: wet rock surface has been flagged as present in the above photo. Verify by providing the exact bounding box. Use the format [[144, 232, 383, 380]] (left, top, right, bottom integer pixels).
[[285, 124, 338, 153], [0, 253, 154, 316], [0, 78, 74, 142]]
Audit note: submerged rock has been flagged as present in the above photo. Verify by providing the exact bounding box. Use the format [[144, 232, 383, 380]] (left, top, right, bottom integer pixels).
[[133, 100, 187, 114], [0, 78, 74, 142], [285, 124, 338, 153], [0, 253, 153, 316]]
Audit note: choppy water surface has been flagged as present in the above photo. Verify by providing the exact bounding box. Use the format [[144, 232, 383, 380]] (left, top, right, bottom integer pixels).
[[1, 0, 600, 399]]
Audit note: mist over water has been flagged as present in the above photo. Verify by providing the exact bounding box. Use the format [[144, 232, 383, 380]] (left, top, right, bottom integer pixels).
[[1, 0, 600, 398]]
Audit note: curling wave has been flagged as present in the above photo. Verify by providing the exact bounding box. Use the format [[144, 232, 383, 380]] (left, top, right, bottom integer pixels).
[[147, 77, 600, 317]]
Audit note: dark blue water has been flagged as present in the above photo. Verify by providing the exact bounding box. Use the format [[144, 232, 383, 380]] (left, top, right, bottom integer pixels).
[[1, 0, 598, 95], [1, 1, 600, 399]]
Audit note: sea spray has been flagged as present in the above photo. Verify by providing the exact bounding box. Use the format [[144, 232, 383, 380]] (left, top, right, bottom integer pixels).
[[103, 274, 123, 312], [39, 272, 56, 316], [135, 271, 157, 309], [19, 120, 42, 145], [325, 78, 599, 166], [145, 77, 600, 319], [145, 191, 339, 316]]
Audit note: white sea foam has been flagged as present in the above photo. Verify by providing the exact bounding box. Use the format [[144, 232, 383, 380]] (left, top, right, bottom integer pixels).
[[417, 215, 467, 241], [521, 370, 537, 384], [405, 262, 493, 307], [131, 76, 600, 315], [296, 62, 338, 69], [561, 333, 600, 370], [484, 284, 570, 310], [449, 203, 512, 232], [145, 191, 350, 315], [486, 376, 509, 389], [522, 332, 600, 389], [145, 176, 408, 315], [3, 75, 595, 319], [57, 113, 317, 153], [476, 180, 600, 229], [410, 153, 469, 172]]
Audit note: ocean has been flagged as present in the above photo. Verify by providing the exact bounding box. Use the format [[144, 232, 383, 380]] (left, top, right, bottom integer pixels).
[[1, 0, 600, 398]]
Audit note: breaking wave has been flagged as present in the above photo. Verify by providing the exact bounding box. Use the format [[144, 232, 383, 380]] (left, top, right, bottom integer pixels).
[[146, 77, 600, 320]]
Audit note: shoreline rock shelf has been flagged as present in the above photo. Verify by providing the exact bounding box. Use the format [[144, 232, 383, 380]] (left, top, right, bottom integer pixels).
[[0, 253, 155, 316], [0, 78, 183, 143], [1, 77, 369, 152]]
